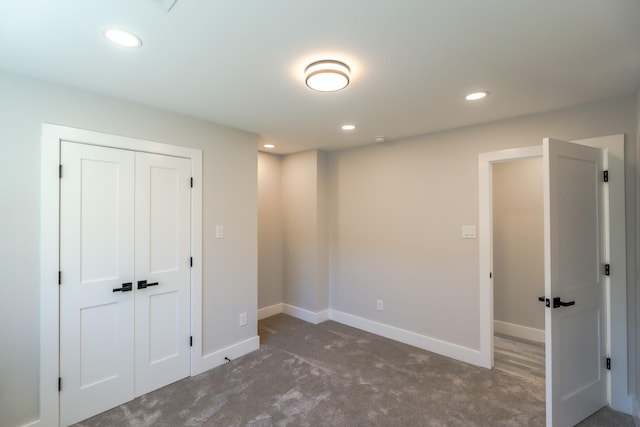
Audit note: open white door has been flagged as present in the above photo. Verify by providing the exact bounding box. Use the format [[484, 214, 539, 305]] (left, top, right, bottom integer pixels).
[[543, 138, 607, 426]]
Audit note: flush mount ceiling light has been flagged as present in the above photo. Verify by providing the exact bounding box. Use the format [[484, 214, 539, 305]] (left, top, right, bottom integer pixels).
[[263, 144, 276, 149], [104, 28, 142, 48], [341, 124, 356, 131], [305, 60, 350, 92], [465, 91, 488, 101]]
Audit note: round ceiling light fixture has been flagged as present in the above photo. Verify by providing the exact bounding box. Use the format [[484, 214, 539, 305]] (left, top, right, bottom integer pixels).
[[104, 28, 142, 48], [341, 124, 356, 131], [305, 60, 350, 92], [465, 91, 488, 101], [263, 144, 276, 149]]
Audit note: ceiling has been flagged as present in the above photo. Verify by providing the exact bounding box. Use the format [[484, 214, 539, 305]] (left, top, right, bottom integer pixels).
[[1, 1, 639, 154]]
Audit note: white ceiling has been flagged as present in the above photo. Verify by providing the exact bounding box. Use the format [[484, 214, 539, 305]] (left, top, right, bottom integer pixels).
[[1, 0, 639, 154]]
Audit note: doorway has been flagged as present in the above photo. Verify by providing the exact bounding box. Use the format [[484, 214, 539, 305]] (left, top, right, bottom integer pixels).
[[477, 135, 631, 423], [491, 157, 545, 384]]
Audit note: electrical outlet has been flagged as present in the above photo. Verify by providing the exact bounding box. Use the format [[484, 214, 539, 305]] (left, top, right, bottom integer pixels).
[[239, 312, 247, 326], [376, 299, 384, 311], [216, 225, 224, 239]]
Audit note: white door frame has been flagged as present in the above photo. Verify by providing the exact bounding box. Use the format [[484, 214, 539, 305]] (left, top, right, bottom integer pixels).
[[478, 134, 630, 413], [39, 124, 203, 426]]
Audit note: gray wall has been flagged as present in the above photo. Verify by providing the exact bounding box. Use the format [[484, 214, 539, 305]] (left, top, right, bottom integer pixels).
[[493, 158, 544, 331], [635, 86, 640, 419], [281, 150, 329, 313], [258, 152, 283, 309], [0, 70, 258, 427], [329, 95, 636, 350]]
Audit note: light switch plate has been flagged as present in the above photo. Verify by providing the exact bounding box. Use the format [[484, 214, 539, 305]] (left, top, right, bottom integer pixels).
[[462, 225, 476, 239], [216, 225, 224, 239]]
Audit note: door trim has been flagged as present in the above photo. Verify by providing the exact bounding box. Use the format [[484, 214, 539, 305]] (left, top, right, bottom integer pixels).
[[40, 124, 203, 426], [477, 134, 630, 413]]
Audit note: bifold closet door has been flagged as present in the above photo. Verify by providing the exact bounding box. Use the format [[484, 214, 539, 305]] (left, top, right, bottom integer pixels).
[[60, 142, 136, 426], [60, 143, 191, 426]]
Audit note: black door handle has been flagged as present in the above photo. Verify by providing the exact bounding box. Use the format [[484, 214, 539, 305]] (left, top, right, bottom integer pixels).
[[553, 297, 575, 308], [113, 282, 133, 292], [137, 280, 159, 290], [538, 296, 550, 307]]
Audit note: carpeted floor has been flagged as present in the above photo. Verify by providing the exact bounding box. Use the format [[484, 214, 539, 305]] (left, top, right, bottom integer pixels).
[[74, 314, 633, 426]]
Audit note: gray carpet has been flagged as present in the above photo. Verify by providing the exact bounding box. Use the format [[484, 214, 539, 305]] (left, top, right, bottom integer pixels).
[[74, 314, 633, 426]]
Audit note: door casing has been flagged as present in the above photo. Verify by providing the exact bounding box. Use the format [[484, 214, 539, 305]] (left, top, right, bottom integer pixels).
[[478, 135, 630, 414], [40, 124, 203, 427]]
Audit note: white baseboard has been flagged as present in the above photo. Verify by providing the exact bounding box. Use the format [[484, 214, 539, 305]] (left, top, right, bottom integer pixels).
[[328, 309, 484, 367], [633, 395, 640, 427], [20, 419, 40, 427], [494, 320, 544, 343], [201, 335, 260, 372], [283, 304, 328, 325], [258, 303, 284, 320]]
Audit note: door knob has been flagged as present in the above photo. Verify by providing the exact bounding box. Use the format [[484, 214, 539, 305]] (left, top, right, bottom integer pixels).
[[113, 282, 133, 292], [553, 297, 575, 308], [137, 280, 159, 289]]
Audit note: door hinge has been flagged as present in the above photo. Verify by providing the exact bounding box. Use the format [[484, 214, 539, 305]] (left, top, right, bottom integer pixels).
[[58, 271, 62, 285], [190, 257, 193, 267], [58, 377, 62, 392], [604, 264, 610, 276], [190, 177, 193, 188], [190, 336, 193, 347], [489, 272, 492, 279], [603, 170, 609, 183], [606, 357, 611, 370], [59, 164, 63, 179]]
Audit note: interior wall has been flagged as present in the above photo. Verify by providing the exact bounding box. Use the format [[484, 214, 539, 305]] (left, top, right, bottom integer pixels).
[[281, 150, 329, 314], [329, 95, 637, 351], [634, 85, 640, 419], [0, 70, 258, 427], [258, 152, 283, 309], [492, 158, 544, 331]]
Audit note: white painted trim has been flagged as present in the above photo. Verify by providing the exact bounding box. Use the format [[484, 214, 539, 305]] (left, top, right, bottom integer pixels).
[[258, 303, 284, 320], [39, 124, 62, 427], [632, 395, 639, 426], [328, 309, 485, 367], [283, 304, 328, 324], [20, 419, 40, 427], [39, 124, 203, 427], [200, 336, 260, 371], [494, 320, 545, 343], [478, 135, 630, 414]]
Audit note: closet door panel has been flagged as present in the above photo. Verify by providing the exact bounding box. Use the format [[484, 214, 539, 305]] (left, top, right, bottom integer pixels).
[[134, 152, 191, 396], [59, 142, 135, 426]]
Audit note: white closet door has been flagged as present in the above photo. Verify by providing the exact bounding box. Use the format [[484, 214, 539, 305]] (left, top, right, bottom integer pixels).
[[59, 142, 135, 426], [134, 152, 191, 396]]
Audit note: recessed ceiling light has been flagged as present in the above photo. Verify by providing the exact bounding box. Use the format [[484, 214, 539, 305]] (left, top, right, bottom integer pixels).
[[341, 124, 356, 131], [263, 144, 276, 149], [305, 60, 350, 92], [465, 91, 488, 101], [104, 28, 142, 48]]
